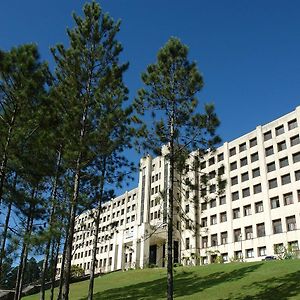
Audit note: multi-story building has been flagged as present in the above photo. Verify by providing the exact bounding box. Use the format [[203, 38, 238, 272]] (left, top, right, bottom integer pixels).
[[57, 106, 300, 275]]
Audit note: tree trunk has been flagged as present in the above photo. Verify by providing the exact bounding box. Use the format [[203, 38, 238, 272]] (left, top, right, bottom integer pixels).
[[40, 148, 62, 300], [87, 160, 106, 300], [167, 117, 175, 300], [50, 237, 61, 300]]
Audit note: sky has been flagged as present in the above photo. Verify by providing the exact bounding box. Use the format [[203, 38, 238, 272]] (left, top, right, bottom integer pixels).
[[1, 0, 300, 194]]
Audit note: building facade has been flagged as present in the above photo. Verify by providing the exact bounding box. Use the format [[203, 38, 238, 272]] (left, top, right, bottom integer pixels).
[[57, 107, 300, 275]]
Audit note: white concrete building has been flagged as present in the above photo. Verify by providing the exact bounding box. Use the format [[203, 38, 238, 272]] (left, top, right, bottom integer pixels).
[[57, 106, 300, 275]]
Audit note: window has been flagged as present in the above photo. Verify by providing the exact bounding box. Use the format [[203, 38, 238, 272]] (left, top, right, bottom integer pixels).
[[232, 191, 239, 201], [185, 204, 189, 213], [245, 226, 253, 240], [201, 202, 207, 210], [221, 232, 228, 244], [209, 157, 215, 166], [250, 137, 257, 147], [251, 152, 259, 163], [231, 176, 238, 185], [239, 142, 246, 152], [253, 183, 262, 194], [242, 188, 250, 198], [229, 147, 236, 156], [220, 212, 227, 222], [288, 241, 299, 251], [264, 131, 272, 141], [293, 152, 300, 163], [241, 172, 249, 182], [258, 246, 267, 257], [185, 238, 190, 250], [235, 251, 243, 259], [218, 166, 225, 175], [217, 153, 224, 162], [211, 234, 218, 246], [210, 199, 216, 208], [277, 141, 287, 152], [267, 162, 276, 172], [210, 214, 217, 225], [283, 192, 293, 205], [290, 135, 300, 146], [281, 174, 291, 185], [298, 190, 300, 202], [209, 184, 216, 193], [244, 205, 251, 216], [255, 201, 264, 213], [280, 157, 289, 168], [265, 146, 274, 156], [240, 157, 248, 167], [209, 170, 216, 179], [219, 196, 226, 205], [268, 178, 277, 189], [234, 229, 242, 242], [272, 219, 282, 234], [200, 161, 206, 169], [246, 248, 254, 258], [274, 243, 284, 255], [270, 196, 280, 209], [201, 217, 207, 227], [252, 168, 260, 178], [202, 236, 208, 248], [286, 216, 296, 231], [257, 223, 265, 237], [288, 119, 298, 130], [230, 161, 237, 171], [295, 170, 300, 181], [275, 125, 284, 136], [233, 208, 240, 219]]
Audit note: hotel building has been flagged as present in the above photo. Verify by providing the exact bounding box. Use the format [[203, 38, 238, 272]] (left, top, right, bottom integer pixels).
[[57, 106, 300, 275]]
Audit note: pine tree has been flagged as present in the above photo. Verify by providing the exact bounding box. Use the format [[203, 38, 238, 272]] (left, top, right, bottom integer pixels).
[[135, 37, 220, 300]]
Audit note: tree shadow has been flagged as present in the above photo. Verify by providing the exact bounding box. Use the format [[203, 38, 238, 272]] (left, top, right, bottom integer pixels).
[[84, 263, 263, 300], [222, 270, 300, 300]]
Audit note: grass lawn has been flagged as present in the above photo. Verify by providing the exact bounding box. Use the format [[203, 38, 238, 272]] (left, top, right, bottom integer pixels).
[[24, 259, 300, 300]]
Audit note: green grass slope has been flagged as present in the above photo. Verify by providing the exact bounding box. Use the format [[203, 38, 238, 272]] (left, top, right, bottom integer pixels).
[[24, 259, 300, 300]]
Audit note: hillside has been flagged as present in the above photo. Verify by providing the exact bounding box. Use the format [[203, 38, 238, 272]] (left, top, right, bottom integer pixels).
[[24, 259, 300, 300]]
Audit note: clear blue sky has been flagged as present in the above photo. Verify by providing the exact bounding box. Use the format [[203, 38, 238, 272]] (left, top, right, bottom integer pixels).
[[1, 0, 300, 193]]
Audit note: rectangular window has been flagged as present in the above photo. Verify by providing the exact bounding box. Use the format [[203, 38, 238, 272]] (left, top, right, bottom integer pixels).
[[241, 172, 249, 182], [201, 217, 207, 227], [253, 183, 262, 194], [268, 178, 278, 189], [277, 141, 287, 152], [258, 246, 267, 257], [185, 204, 189, 213], [234, 229, 242, 242], [239, 142, 246, 152], [200, 161, 206, 169], [270, 196, 280, 209], [217, 153, 224, 162], [293, 152, 300, 163], [230, 161, 237, 171], [233, 208, 240, 219], [244, 205, 251, 216], [295, 170, 300, 181], [211, 234, 218, 246], [231, 176, 238, 185], [288, 119, 298, 130], [257, 223, 265, 237], [221, 232, 228, 244], [251, 152, 259, 163], [286, 216, 296, 231], [255, 201, 264, 213], [210, 214, 217, 225], [210, 199, 216, 208], [202, 236, 208, 248], [209, 157, 215, 166], [240, 157, 248, 167], [229, 147, 236, 156], [218, 166, 225, 175], [279, 157, 289, 168], [232, 191, 239, 201], [209, 170, 216, 179], [288, 241, 299, 251], [265, 146, 274, 156], [242, 187, 250, 198], [245, 226, 253, 240], [290, 135, 300, 146], [201, 202, 207, 210], [220, 212, 227, 222], [283, 192, 293, 205], [250, 137, 257, 147], [272, 219, 282, 234], [246, 248, 254, 258], [252, 167, 260, 178], [186, 238, 190, 250], [264, 131, 272, 141], [281, 174, 291, 185], [275, 125, 284, 136], [219, 196, 226, 205], [267, 162, 276, 172]]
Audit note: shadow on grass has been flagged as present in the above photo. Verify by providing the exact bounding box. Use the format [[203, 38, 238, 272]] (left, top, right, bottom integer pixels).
[[83, 263, 263, 300], [223, 270, 300, 300]]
